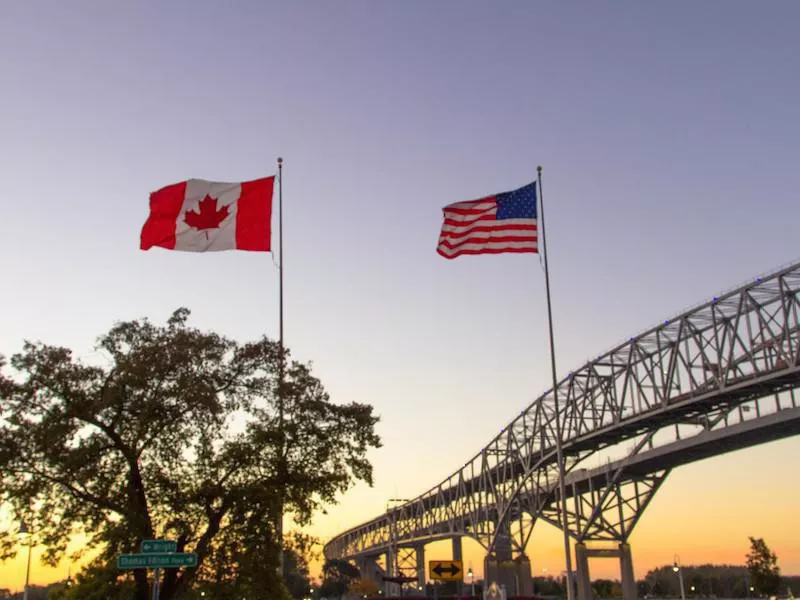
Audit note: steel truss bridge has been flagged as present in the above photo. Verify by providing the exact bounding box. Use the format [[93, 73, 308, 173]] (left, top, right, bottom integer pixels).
[[324, 260, 800, 599]]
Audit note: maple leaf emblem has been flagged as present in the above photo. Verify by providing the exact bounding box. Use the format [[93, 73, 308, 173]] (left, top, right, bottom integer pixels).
[[184, 195, 230, 232]]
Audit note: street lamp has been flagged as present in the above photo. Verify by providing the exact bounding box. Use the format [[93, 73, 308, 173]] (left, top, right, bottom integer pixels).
[[17, 521, 33, 600], [385, 498, 409, 598], [673, 555, 686, 600]]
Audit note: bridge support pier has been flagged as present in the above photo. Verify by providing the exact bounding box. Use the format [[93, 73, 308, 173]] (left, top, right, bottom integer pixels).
[[575, 542, 637, 600], [356, 555, 387, 590], [483, 528, 532, 596], [416, 545, 426, 591], [452, 536, 463, 597], [619, 543, 637, 600], [575, 543, 592, 600]]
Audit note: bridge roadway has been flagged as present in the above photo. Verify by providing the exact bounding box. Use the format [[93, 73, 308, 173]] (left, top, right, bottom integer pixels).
[[324, 260, 800, 599]]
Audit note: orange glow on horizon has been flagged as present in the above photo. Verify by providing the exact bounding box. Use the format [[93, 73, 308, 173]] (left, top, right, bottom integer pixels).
[[3, 439, 799, 593]]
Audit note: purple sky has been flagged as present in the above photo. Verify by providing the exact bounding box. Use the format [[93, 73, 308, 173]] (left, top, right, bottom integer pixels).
[[2, 0, 800, 582]]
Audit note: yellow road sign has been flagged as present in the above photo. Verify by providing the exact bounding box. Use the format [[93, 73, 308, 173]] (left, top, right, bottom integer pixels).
[[429, 559, 463, 581]]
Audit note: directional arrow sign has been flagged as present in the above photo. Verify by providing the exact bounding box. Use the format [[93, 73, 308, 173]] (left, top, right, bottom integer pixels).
[[429, 559, 463, 581], [141, 540, 177, 553], [117, 552, 197, 570]]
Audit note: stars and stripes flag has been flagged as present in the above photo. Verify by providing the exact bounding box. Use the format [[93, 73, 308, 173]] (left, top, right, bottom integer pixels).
[[436, 181, 538, 259]]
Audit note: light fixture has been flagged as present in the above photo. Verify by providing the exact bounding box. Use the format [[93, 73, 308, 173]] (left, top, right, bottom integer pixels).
[[17, 522, 34, 600]]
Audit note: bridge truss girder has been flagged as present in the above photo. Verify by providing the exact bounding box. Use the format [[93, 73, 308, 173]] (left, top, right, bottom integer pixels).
[[541, 469, 670, 542], [325, 261, 800, 562]]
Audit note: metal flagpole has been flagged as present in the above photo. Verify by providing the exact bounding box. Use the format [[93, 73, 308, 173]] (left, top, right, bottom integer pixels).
[[537, 165, 575, 600], [276, 156, 285, 578]]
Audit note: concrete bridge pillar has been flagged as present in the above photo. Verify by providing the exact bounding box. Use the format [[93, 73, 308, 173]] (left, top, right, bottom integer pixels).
[[385, 549, 394, 577], [619, 543, 637, 600], [416, 544, 426, 591], [575, 543, 593, 600], [574, 542, 638, 600], [452, 536, 463, 596], [483, 525, 534, 596], [514, 554, 533, 596], [384, 549, 397, 598], [356, 555, 386, 590]]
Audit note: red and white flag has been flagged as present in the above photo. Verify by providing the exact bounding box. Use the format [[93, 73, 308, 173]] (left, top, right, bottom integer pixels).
[[140, 177, 274, 252]]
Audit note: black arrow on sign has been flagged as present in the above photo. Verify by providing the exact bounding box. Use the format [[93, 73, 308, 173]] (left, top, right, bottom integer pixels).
[[433, 562, 461, 577]]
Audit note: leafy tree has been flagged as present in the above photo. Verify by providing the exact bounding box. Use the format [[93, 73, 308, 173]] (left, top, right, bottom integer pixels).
[[532, 576, 563, 597], [747, 537, 781, 595], [592, 579, 614, 597], [283, 532, 317, 599], [0, 309, 381, 600], [47, 563, 135, 600], [319, 558, 360, 598]]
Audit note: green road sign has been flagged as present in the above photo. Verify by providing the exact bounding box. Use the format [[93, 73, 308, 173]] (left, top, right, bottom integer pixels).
[[141, 540, 177, 553], [117, 552, 197, 570]]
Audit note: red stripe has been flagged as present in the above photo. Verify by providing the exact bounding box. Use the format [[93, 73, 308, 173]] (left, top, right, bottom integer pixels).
[[437, 246, 538, 259], [140, 181, 186, 250], [438, 234, 537, 250], [440, 223, 537, 239], [235, 177, 274, 251], [444, 204, 496, 218], [443, 195, 497, 213], [442, 214, 497, 228]]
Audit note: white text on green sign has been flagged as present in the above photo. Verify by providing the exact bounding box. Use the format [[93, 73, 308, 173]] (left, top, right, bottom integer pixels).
[[141, 540, 177, 553], [117, 553, 197, 570]]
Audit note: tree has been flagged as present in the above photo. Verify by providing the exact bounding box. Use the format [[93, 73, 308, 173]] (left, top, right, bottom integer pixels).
[[319, 558, 360, 598], [592, 579, 615, 597], [283, 533, 317, 599], [747, 537, 781, 595], [0, 309, 381, 600]]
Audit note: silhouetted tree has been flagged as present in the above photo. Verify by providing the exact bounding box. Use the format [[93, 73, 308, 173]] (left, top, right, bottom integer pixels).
[[0, 309, 381, 600], [592, 579, 615, 597], [319, 558, 360, 598], [746, 537, 781, 595], [283, 533, 316, 599]]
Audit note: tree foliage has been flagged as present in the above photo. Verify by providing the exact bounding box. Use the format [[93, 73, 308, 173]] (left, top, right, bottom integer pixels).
[[643, 563, 775, 598], [0, 309, 381, 600], [747, 536, 781, 595], [319, 558, 361, 598], [282, 532, 317, 599]]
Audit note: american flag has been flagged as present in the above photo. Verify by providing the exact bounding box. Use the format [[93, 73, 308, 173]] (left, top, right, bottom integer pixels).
[[436, 181, 538, 259]]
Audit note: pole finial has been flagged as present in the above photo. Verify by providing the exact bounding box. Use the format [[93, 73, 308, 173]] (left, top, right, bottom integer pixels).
[[537, 165, 543, 174], [277, 157, 283, 167]]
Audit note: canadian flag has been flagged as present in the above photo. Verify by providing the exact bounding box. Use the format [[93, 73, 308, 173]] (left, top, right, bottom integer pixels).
[[140, 177, 274, 252]]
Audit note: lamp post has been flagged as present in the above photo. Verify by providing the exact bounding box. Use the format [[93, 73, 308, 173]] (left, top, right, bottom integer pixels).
[[673, 555, 686, 600], [385, 498, 409, 598], [17, 521, 33, 600]]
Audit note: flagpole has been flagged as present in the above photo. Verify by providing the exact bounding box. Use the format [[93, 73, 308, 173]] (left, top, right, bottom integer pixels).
[[277, 156, 285, 578], [537, 165, 574, 600]]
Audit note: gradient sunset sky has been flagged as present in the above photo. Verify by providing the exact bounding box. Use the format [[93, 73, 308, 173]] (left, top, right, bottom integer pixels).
[[2, 0, 800, 591]]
